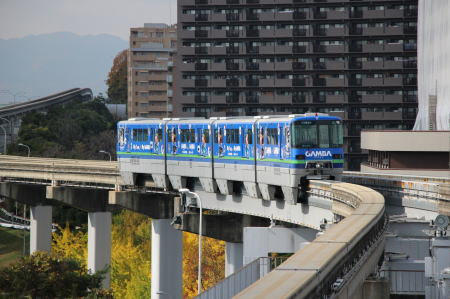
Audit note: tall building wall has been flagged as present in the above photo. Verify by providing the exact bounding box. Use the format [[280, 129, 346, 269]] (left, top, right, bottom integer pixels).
[[414, 0, 450, 130], [175, 0, 418, 170], [128, 23, 177, 118]]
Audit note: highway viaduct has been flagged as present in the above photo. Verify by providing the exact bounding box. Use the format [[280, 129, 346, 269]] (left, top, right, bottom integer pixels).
[[0, 155, 448, 298]]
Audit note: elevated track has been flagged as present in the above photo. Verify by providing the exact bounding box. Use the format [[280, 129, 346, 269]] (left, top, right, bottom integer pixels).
[[0, 155, 448, 298]]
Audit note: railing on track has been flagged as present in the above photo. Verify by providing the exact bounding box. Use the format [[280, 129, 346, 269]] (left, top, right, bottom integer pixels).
[[196, 256, 289, 299], [235, 181, 386, 298]]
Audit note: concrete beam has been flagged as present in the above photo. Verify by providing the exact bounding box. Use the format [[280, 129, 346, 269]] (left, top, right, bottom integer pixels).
[[0, 182, 49, 205], [30, 205, 52, 254], [173, 213, 269, 243], [46, 186, 108, 212], [108, 191, 174, 219]]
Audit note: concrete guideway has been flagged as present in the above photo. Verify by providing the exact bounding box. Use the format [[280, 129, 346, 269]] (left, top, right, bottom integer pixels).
[[0, 155, 449, 297]]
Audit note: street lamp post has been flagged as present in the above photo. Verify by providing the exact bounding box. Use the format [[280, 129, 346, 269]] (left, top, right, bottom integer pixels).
[[18, 143, 30, 157], [0, 90, 27, 104], [0, 117, 12, 144], [98, 150, 112, 162], [179, 188, 203, 295]]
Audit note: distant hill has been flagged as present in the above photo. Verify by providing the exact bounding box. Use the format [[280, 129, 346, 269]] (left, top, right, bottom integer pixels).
[[0, 32, 127, 104]]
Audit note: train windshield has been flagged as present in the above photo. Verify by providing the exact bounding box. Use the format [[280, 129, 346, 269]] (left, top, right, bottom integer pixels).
[[291, 120, 343, 148]]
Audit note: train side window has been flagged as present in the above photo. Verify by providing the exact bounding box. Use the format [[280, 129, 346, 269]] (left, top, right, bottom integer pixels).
[[156, 129, 162, 142], [189, 129, 195, 143], [118, 128, 125, 145], [226, 128, 239, 144], [267, 128, 278, 145], [257, 128, 265, 144], [245, 129, 253, 145], [132, 128, 148, 142], [202, 129, 210, 143]]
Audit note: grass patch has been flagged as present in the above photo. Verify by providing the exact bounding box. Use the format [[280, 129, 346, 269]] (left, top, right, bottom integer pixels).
[[0, 227, 29, 268]]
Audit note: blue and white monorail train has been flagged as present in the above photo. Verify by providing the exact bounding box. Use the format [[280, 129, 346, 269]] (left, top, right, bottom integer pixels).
[[117, 113, 344, 203]]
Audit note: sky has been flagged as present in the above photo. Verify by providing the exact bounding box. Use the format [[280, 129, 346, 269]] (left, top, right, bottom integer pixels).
[[0, 0, 176, 41]]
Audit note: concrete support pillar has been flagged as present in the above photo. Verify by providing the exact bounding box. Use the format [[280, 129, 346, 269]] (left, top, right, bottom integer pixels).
[[151, 219, 183, 299], [225, 242, 243, 277], [88, 212, 111, 289], [30, 205, 52, 254]]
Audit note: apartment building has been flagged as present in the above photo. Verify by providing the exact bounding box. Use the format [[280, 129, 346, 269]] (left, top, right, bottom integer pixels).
[[174, 0, 418, 170], [128, 23, 177, 118]]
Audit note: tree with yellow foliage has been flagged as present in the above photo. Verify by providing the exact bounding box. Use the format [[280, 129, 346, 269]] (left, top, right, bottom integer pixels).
[[183, 232, 225, 298]]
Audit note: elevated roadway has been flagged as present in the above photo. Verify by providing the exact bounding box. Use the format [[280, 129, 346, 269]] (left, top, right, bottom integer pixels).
[[0, 155, 448, 298]]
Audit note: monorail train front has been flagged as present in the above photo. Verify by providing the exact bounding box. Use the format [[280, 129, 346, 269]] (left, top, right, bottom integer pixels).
[[290, 115, 344, 180]]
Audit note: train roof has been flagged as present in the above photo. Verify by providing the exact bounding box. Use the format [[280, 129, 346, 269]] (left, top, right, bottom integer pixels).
[[118, 114, 341, 126]]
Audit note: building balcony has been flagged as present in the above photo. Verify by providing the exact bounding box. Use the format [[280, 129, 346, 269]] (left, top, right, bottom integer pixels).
[[362, 44, 384, 52], [259, 62, 275, 71], [361, 95, 384, 103], [259, 45, 273, 54], [385, 9, 404, 18], [260, 95, 274, 104], [327, 95, 346, 103], [384, 77, 403, 86], [385, 26, 404, 35], [362, 61, 383, 69], [276, 45, 293, 54], [277, 79, 292, 87], [212, 13, 227, 22], [195, 0, 208, 4], [260, 78, 274, 87], [210, 95, 226, 104], [180, 14, 196, 22], [362, 10, 385, 19], [362, 78, 383, 86], [211, 29, 226, 38], [275, 12, 293, 21], [326, 78, 345, 87], [260, 11, 275, 21], [312, 95, 326, 103], [211, 46, 227, 55], [260, 29, 275, 38], [362, 111, 384, 120], [384, 61, 403, 69], [179, 63, 194, 71], [384, 94, 402, 103], [326, 61, 345, 70], [179, 46, 195, 55], [245, 13, 259, 21], [276, 62, 292, 71], [211, 63, 226, 71], [384, 43, 403, 52]]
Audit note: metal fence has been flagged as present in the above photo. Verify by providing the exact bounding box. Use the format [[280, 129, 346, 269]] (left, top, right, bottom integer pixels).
[[196, 256, 288, 299]]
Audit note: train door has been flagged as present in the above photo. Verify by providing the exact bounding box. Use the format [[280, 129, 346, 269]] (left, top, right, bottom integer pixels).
[[280, 122, 291, 160], [213, 123, 226, 158], [166, 124, 179, 156], [265, 123, 280, 160], [242, 124, 254, 159]]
